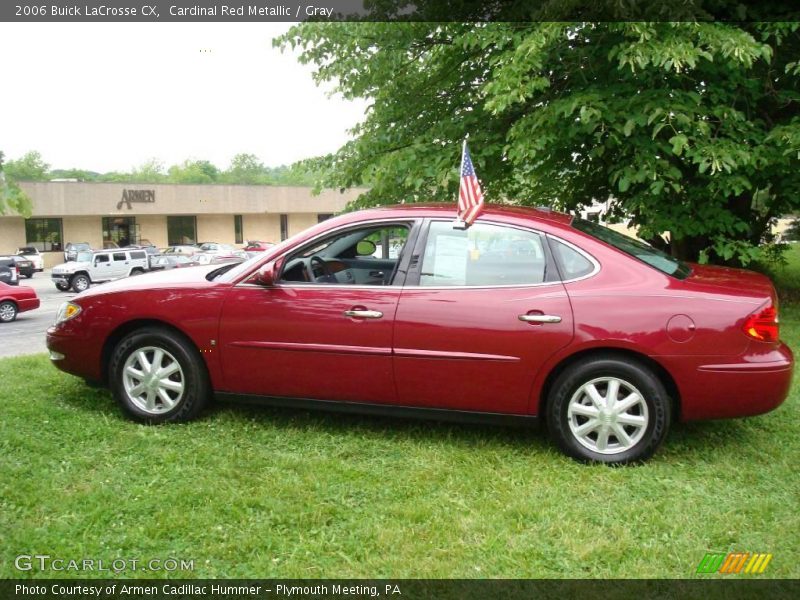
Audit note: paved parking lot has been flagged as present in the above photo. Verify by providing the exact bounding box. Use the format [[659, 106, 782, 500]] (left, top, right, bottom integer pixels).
[[0, 270, 79, 358]]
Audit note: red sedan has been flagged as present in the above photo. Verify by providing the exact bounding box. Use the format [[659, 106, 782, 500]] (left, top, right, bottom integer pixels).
[[0, 282, 40, 323], [46, 205, 793, 464]]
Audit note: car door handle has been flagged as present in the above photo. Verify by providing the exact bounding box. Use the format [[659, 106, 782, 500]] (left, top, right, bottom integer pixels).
[[518, 314, 562, 324], [343, 309, 383, 319]]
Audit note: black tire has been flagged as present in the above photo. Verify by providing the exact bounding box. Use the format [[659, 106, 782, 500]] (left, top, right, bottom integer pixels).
[[130, 268, 144, 276], [109, 327, 210, 424], [24, 273, 33, 279], [546, 355, 671, 465], [71, 274, 90, 293], [0, 300, 18, 323], [55, 281, 70, 291]]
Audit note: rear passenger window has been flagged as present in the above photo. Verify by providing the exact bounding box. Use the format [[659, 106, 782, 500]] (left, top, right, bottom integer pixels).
[[113, 253, 126, 261], [551, 239, 595, 280], [420, 222, 546, 286], [130, 251, 146, 259]]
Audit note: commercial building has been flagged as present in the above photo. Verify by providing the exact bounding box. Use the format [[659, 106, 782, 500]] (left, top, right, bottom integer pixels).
[[0, 181, 365, 266]]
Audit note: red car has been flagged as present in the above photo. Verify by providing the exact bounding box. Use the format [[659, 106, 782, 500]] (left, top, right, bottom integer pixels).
[[244, 241, 275, 252], [46, 205, 793, 464], [0, 282, 40, 323]]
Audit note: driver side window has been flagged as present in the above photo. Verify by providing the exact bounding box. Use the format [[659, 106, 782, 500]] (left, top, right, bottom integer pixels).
[[279, 223, 411, 286]]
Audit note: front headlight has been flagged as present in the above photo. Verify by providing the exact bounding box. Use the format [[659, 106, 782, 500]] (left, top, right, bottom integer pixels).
[[55, 302, 82, 326]]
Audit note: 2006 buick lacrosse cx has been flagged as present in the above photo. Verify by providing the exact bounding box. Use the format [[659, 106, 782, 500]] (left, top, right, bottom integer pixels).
[[46, 204, 793, 464]]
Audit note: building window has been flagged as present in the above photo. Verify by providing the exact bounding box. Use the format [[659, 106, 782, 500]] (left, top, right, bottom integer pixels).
[[317, 213, 334, 223], [280, 214, 289, 241], [102, 216, 136, 248], [25, 218, 63, 252], [167, 216, 197, 246], [234, 215, 243, 244]]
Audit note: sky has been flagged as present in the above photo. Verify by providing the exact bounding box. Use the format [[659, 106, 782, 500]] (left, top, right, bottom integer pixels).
[[0, 23, 369, 173]]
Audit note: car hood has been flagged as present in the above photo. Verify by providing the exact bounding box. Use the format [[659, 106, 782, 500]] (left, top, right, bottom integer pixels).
[[52, 261, 90, 273], [76, 264, 223, 298]]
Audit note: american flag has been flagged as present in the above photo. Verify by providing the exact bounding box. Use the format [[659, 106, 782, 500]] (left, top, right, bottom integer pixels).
[[458, 141, 484, 226]]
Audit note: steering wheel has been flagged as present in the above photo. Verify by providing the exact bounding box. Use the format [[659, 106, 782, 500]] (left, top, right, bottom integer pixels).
[[305, 255, 336, 283]]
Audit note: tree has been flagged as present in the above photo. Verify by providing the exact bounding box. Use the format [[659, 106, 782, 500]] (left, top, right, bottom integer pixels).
[[167, 159, 219, 184], [0, 151, 33, 217], [221, 153, 267, 184], [4, 150, 49, 181], [277, 20, 800, 264]]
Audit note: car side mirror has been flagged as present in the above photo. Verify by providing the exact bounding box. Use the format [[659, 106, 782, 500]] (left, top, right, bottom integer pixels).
[[356, 240, 377, 256], [255, 259, 282, 287]]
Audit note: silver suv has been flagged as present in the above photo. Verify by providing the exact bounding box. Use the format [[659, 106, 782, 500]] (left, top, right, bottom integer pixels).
[[51, 249, 149, 292]]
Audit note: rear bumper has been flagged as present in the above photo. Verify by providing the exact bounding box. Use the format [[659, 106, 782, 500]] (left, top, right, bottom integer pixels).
[[664, 343, 794, 421], [18, 297, 40, 312]]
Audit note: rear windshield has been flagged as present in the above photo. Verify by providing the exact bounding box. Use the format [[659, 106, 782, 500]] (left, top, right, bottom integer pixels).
[[573, 218, 691, 280]]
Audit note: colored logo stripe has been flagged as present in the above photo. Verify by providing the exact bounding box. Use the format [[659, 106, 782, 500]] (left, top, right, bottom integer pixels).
[[697, 552, 772, 574]]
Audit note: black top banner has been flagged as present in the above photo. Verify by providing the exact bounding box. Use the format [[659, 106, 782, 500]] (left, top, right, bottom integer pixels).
[[1, 0, 799, 22]]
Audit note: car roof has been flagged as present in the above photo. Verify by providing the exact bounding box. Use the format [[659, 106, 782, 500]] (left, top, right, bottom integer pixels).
[[334, 203, 574, 228]]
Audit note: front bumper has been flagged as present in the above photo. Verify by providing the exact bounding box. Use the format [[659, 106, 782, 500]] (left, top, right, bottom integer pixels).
[[46, 326, 104, 382]]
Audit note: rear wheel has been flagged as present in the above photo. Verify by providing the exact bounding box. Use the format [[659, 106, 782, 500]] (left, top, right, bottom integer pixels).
[[547, 356, 671, 465], [71, 274, 90, 292], [0, 301, 17, 323], [130, 268, 145, 276], [109, 327, 210, 424]]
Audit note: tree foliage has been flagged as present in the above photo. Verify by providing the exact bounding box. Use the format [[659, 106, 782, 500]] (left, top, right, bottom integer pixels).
[[277, 20, 800, 264], [0, 151, 33, 217], [0, 153, 319, 188]]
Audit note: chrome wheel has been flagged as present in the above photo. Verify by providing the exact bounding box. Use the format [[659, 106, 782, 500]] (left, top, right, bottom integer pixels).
[[122, 346, 185, 414], [567, 377, 649, 455], [72, 275, 89, 291], [0, 301, 16, 322]]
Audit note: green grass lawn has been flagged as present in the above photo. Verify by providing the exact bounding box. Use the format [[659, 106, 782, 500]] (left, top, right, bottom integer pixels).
[[2, 262, 800, 579]]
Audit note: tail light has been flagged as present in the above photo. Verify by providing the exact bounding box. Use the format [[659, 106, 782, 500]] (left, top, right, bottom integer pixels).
[[742, 303, 779, 343]]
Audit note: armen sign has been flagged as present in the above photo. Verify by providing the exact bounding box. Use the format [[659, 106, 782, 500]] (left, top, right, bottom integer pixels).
[[117, 189, 155, 210]]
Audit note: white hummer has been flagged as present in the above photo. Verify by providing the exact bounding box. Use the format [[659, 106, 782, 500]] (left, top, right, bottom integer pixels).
[[51, 249, 150, 292]]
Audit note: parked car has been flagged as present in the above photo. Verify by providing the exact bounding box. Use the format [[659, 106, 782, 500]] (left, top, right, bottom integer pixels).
[[0, 256, 20, 286], [197, 242, 247, 259], [192, 253, 244, 266], [149, 255, 196, 271], [162, 245, 199, 256], [244, 241, 275, 252], [11, 256, 35, 278], [16, 247, 44, 272], [46, 205, 793, 464], [51, 248, 150, 292], [64, 242, 92, 262], [0, 282, 39, 322]]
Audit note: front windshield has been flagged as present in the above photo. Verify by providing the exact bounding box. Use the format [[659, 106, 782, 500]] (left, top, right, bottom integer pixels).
[[573, 218, 691, 280], [75, 251, 93, 263]]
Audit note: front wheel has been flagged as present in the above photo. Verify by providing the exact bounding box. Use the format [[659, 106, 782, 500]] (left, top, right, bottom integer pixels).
[[0, 301, 17, 323], [546, 356, 671, 465], [109, 327, 210, 424], [71, 274, 90, 293]]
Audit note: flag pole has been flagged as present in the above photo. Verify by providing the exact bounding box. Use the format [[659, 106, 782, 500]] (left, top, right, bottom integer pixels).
[[453, 134, 469, 230]]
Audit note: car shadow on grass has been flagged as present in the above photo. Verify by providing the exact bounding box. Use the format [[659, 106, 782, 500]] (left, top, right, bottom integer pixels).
[[57, 380, 783, 466]]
